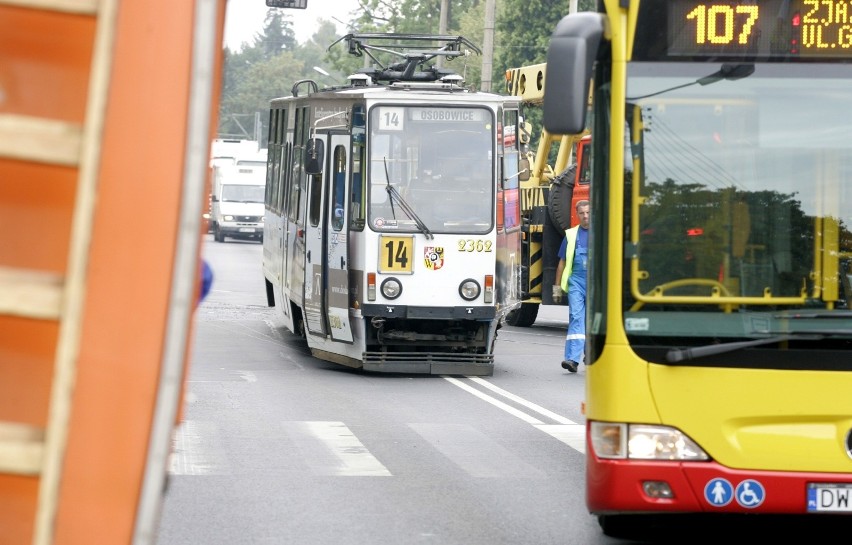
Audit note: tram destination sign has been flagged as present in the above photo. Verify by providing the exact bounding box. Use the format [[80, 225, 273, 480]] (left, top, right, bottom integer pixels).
[[662, 0, 852, 59], [409, 107, 486, 123]]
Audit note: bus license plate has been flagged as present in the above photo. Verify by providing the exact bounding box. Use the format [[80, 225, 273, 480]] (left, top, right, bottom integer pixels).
[[238, 227, 255, 233], [807, 484, 852, 512]]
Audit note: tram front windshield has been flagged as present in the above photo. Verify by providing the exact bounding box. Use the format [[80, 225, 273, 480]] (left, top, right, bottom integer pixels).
[[367, 105, 494, 235], [619, 63, 852, 368]]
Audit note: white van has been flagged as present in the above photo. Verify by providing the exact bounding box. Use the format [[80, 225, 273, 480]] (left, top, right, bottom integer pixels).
[[211, 163, 266, 242], [210, 139, 262, 167]]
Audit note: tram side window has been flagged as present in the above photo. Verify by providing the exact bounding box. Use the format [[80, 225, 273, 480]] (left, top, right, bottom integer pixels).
[[289, 107, 308, 222], [350, 142, 365, 230], [275, 109, 287, 214], [265, 109, 279, 209], [332, 145, 346, 232], [502, 108, 521, 232], [308, 171, 322, 227], [279, 141, 291, 213]]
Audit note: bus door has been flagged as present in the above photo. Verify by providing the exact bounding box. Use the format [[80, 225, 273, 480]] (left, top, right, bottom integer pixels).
[[303, 133, 329, 337], [325, 133, 354, 342]]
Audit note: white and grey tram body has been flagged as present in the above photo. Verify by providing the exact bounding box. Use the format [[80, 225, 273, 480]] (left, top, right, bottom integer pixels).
[[263, 38, 522, 375]]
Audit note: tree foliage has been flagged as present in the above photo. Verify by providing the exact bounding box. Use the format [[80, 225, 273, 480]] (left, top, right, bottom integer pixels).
[[218, 1, 598, 139]]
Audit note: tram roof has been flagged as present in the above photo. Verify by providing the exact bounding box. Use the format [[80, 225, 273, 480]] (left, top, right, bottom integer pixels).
[[269, 82, 517, 107], [270, 33, 518, 107]]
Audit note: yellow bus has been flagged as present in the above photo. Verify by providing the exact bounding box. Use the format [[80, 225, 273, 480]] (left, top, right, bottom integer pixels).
[[544, 0, 852, 536]]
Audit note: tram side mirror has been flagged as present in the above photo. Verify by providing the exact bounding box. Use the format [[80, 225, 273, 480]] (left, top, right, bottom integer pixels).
[[543, 12, 604, 135], [305, 138, 324, 175]]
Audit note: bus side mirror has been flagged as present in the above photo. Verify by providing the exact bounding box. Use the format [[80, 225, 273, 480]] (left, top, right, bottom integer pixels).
[[305, 138, 324, 175], [543, 12, 604, 135]]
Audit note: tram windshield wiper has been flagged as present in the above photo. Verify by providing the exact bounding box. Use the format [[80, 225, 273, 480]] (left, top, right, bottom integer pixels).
[[665, 333, 825, 363], [383, 157, 434, 239], [383, 158, 398, 220]]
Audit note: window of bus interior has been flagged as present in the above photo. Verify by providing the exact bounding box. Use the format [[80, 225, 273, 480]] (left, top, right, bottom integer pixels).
[[289, 106, 308, 222], [332, 145, 346, 231], [367, 104, 495, 235], [620, 61, 852, 362]]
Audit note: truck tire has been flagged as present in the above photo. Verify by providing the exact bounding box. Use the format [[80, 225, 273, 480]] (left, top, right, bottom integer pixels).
[[213, 224, 225, 242], [547, 164, 576, 232], [505, 302, 539, 327]]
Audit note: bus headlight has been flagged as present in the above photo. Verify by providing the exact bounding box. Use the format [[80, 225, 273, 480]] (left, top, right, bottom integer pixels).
[[458, 279, 481, 301], [590, 422, 709, 461], [380, 278, 402, 299]]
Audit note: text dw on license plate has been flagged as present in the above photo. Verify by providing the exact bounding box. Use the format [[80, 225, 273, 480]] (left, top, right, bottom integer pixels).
[[807, 484, 852, 512]]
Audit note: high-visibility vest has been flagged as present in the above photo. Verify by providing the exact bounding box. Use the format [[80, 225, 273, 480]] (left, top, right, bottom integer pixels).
[[560, 225, 580, 292]]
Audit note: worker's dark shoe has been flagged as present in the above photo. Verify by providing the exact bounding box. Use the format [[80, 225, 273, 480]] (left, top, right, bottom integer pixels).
[[561, 360, 578, 373]]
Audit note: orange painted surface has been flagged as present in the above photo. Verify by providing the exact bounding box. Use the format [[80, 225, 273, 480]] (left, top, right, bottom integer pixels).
[[0, 0, 226, 543], [0, 4, 91, 543], [53, 0, 222, 541], [0, 317, 57, 426], [0, 316, 55, 544], [0, 162, 76, 273], [0, 475, 39, 544], [0, 6, 92, 122]]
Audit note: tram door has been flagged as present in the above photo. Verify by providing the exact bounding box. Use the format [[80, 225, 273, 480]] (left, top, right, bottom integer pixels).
[[303, 134, 329, 337], [325, 134, 354, 342], [302, 132, 353, 342]]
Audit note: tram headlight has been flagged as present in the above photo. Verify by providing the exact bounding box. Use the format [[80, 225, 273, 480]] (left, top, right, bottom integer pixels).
[[380, 277, 402, 299], [590, 422, 710, 461], [459, 279, 481, 301]]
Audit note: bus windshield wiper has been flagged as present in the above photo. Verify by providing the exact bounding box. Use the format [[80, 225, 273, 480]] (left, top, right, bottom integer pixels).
[[666, 333, 823, 363], [773, 310, 852, 319], [628, 63, 754, 100], [383, 157, 434, 239]]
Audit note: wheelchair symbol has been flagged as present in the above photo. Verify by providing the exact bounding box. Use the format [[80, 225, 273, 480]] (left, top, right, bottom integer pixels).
[[735, 479, 765, 508]]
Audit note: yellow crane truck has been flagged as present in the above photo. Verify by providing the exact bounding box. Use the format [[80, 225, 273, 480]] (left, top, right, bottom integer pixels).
[[503, 63, 590, 326]]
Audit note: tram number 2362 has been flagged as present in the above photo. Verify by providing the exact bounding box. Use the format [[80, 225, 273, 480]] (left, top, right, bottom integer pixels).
[[458, 239, 493, 252]]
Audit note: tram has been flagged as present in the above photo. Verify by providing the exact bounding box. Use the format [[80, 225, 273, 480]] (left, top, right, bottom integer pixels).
[[262, 34, 523, 375]]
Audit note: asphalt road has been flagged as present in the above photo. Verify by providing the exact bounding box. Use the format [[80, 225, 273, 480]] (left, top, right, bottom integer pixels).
[[156, 237, 836, 544], [154, 236, 623, 545]]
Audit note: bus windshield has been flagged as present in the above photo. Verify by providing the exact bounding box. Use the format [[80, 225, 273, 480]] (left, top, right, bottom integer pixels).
[[622, 62, 852, 358], [367, 105, 494, 235]]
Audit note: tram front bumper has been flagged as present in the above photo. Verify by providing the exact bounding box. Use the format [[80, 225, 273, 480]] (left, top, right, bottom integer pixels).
[[362, 352, 494, 376]]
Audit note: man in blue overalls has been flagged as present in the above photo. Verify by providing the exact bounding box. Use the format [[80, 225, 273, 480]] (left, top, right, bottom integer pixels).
[[554, 200, 590, 373]]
